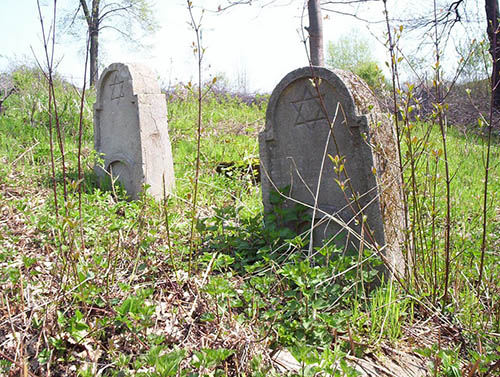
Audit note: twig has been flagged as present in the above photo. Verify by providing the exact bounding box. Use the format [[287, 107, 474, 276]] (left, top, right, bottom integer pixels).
[[477, 1, 497, 292], [77, 27, 91, 250], [432, 0, 452, 307], [0, 276, 94, 328], [187, 0, 205, 275], [11, 141, 40, 167], [182, 252, 217, 344], [188, 252, 217, 319]]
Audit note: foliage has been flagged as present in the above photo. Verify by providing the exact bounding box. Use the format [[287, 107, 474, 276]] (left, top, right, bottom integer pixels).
[[326, 31, 387, 91], [326, 31, 373, 71], [456, 37, 492, 83], [353, 61, 386, 91]]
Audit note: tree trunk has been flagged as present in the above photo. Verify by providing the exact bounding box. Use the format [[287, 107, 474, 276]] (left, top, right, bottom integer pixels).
[[89, 0, 100, 87], [486, 0, 500, 108], [89, 27, 99, 86], [79, 0, 100, 86], [308, 0, 324, 66]]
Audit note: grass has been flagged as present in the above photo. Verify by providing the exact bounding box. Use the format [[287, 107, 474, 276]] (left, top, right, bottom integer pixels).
[[0, 66, 499, 376], [167, 90, 264, 219]]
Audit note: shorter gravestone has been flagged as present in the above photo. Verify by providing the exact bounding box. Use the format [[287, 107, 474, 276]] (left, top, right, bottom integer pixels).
[[259, 67, 404, 277], [94, 63, 175, 200]]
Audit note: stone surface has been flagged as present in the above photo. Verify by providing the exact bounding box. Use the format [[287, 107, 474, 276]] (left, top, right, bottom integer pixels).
[[94, 63, 175, 200], [259, 66, 404, 276], [271, 346, 428, 376]]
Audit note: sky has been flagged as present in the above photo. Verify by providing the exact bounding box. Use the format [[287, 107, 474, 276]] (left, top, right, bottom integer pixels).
[[0, 0, 484, 93]]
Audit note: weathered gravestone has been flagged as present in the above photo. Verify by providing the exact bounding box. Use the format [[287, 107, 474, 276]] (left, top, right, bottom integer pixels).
[[259, 67, 405, 277], [94, 63, 175, 200]]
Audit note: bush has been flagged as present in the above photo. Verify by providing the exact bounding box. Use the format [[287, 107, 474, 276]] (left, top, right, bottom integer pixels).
[[353, 61, 387, 93]]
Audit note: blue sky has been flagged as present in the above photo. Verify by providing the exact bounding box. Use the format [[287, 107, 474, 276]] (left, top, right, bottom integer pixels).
[[0, 0, 440, 92]]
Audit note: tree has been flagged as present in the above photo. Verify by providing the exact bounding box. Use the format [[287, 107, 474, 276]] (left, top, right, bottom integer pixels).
[[485, 0, 500, 107], [431, 0, 500, 107], [326, 32, 372, 71], [392, 0, 500, 108], [326, 32, 385, 90], [307, 0, 324, 66], [63, 0, 157, 86]]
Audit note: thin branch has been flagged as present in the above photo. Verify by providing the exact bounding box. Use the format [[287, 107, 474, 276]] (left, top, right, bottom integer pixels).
[[319, 7, 381, 23], [477, 1, 497, 291], [213, 0, 292, 12], [98, 4, 134, 23], [187, 0, 204, 275], [322, 0, 379, 3]]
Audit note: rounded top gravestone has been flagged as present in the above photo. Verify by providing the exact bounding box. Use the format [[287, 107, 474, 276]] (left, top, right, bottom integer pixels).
[[259, 66, 404, 278], [94, 63, 175, 200]]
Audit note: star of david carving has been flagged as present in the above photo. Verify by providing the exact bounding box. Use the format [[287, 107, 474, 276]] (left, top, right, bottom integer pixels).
[[109, 73, 124, 101], [290, 85, 326, 127]]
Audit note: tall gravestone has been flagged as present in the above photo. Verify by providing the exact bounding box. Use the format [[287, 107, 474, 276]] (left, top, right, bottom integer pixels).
[[94, 63, 175, 200], [259, 67, 404, 277]]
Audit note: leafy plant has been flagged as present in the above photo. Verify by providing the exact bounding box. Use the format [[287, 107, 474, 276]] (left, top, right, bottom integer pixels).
[[142, 347, 187, 377], [191, 348, 235, 372]]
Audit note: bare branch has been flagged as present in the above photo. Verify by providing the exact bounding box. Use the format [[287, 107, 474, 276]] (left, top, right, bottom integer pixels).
[[216, 0, 252, 12], [320, 6, 383, 23], [212, 0, 292, 12], [98, 24, 133, 37], [98, 4, 134, 24], [99, 1, 133, 15]]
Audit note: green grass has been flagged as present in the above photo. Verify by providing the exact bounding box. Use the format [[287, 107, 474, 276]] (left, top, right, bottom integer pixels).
[[168, 92, 264, 221], [0, 66, 499, 376]]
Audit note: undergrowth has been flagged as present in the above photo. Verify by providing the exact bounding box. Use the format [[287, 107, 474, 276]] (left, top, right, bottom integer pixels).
[[0, 53, 500, 377]]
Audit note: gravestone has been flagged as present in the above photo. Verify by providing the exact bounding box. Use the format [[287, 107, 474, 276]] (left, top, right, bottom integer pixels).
[[259, 67, 404, 277], [94, 63, 175, 200]]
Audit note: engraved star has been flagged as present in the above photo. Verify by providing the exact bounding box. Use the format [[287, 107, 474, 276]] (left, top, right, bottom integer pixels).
[[290, 85, 326, 127], [110, 73, 124, 101]]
